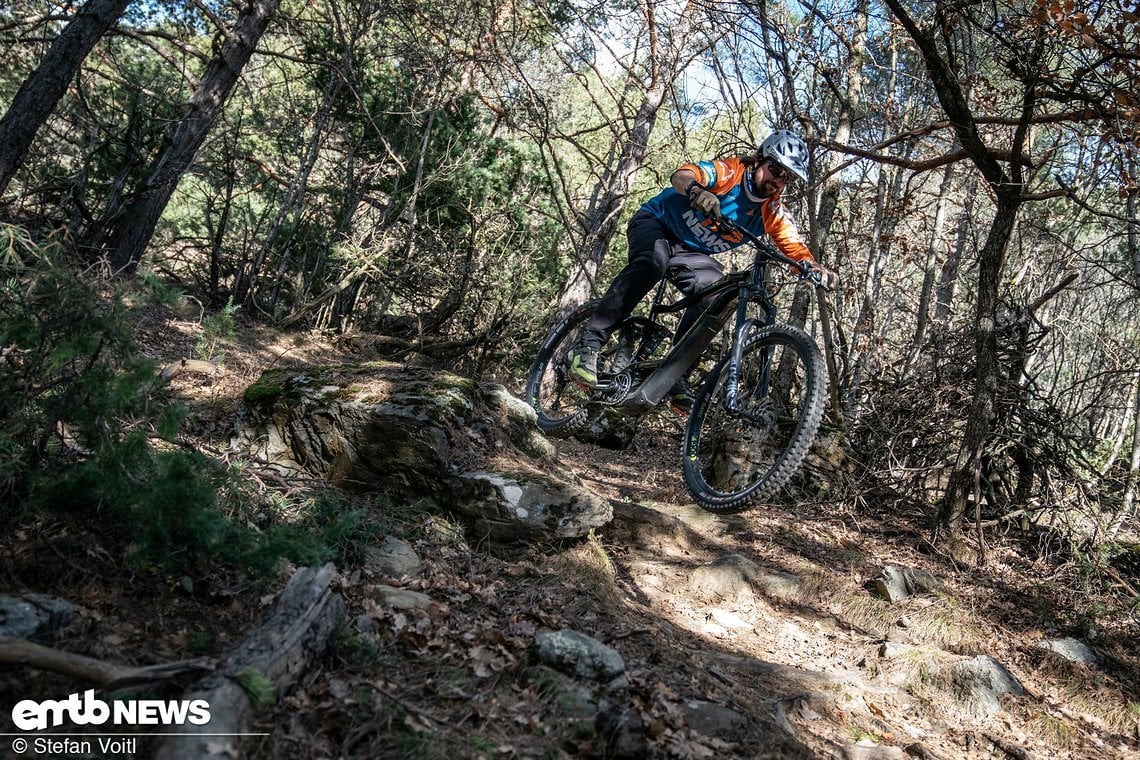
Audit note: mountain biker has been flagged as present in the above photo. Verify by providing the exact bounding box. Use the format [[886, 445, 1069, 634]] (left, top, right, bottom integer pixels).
[[568, 130, 836, 412]]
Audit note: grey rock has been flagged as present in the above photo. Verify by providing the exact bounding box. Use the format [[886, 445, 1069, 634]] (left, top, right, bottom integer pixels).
[[0, 594, 75, 640], [534, 630, 625, 682], [456, 470, 611, 550], [365, 537, 422, 578], [756, 570, 803, 600], [233, 366, 612, 550], [373, 585, 433, 610], [870, 566, 909, 603], [479, 383, 555, 459], [902, 568, 943, 594], [870, 565, 943, 603], [879, 642, 909, 659], [1037, 636, 1097, 663], [951, 655, 1026, 719]]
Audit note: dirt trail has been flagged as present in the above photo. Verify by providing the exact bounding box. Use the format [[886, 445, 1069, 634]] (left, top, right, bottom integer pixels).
[[545, 434, 1140, 759]]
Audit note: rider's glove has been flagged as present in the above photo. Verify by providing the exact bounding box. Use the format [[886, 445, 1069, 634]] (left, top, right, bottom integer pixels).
[[801, 261, 838, 290], [688, 187, 721, 218]]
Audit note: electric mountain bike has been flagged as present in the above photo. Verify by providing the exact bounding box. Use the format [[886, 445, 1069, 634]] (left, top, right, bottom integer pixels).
[[525, 219, 829, 514]]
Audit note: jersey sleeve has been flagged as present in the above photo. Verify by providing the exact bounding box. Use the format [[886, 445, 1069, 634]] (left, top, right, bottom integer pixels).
[[677, 158, 746, 195], [761, 198, 815, 265]]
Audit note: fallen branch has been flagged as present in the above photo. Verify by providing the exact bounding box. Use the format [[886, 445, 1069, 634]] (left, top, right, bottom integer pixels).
[[0, 636, 212, 690]]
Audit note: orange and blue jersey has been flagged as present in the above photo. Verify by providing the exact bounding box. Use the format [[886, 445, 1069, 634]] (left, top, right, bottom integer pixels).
[[639, 156, 815, 265]]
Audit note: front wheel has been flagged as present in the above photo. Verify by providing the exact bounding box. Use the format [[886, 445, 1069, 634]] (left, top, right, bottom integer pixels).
[[682, 324, 827, 513]]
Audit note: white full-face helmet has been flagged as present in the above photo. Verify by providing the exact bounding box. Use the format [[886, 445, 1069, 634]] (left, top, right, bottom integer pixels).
[[759, 130, 810, 183]]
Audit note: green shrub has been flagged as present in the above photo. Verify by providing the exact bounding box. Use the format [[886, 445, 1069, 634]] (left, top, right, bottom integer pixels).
[[195, 298, 239, 361], [0, 232, 146, 503], [1, 227, 383, 574]]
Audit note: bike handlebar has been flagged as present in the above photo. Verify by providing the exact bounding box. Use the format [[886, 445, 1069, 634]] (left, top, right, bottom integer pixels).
[[711, 216, 831, 291]]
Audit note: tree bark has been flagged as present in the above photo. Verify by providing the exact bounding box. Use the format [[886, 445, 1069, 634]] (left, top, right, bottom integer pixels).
[[101, 0, 281, 275], [934, 190, 972, 322], [937, 193, 1021, 534], [1129, 156, 1139, 290], [802, 0, 869, 423], [1123, 370, 1140, 519], [881, 0, 1037, 540], [0, 0, 131, 197], [846, 159, 906, 418], [810, 0, 868, 260], [556, 84, 669, 313]]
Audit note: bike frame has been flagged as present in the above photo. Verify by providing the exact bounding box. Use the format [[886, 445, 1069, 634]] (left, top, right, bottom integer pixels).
[[595, 222, 811, 415]]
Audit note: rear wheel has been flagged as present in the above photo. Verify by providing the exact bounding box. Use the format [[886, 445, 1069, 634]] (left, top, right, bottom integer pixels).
[[682, 324, 826, 513], [525, 300, 605, 437]]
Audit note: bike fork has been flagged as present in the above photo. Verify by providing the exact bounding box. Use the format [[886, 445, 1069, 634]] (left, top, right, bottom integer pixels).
[[723, 299, 772, 413]]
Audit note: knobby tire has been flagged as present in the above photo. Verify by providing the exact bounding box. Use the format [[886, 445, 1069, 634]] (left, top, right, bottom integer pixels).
[[525, 300, 602, 438], [682, 324, 826, 513]]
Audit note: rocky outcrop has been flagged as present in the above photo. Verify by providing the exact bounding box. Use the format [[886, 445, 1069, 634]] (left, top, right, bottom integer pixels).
[[231, 363, 611, 551]]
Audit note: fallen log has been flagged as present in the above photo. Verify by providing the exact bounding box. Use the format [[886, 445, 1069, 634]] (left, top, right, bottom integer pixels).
[[152, 563, 345, 760], [156, 358, 219, 384]]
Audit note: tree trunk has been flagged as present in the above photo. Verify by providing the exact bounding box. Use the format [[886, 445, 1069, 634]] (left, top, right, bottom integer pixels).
[[938, 192, 1021, 536], [810, 0, 868, 260], [1101, 369, 1140, 476], [101, 0, 281, 275], [802, 0, 869, 423], [152, 564, 344, 760], [934, 190, 972, 323], [845, 161, 901, 417], [1123, 371, 1140, 519], [0, 0, 130, 197], [1129, 156, 1139, 290], [556, 83, 667, 313], [234, 64, 343, 307], [906, 164, 955, 374]]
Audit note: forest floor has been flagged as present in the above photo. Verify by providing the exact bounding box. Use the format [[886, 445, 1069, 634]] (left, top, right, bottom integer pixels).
[[2, 306, 1139, 760]]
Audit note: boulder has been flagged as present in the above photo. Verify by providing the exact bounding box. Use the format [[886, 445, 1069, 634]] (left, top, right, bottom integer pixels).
[[951, 655, 1026, 719], [232, 365, 610, 551], [869, 565, 943, 603], [364, 536, 422, 578], [689, 554, 761, 604]]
